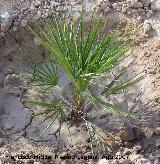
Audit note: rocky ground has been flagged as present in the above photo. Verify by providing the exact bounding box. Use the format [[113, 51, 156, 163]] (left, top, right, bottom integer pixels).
[[0, 0, 160, 164]]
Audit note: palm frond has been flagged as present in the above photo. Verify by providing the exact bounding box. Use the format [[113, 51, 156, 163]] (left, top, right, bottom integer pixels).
[[83, 91, 138, 119], [101, 74, 144, 96]]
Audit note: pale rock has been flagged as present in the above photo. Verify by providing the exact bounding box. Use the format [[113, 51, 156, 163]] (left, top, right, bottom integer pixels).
[[151, 0, 160, 11], [122, 4, 127, 13], [21, 19, 28, 27], [127, 10, 132, 15], [136, 16, 143, 23], [132, 9, 139, 14], [21, 7, 27, 13], [0, 148, 12, 163], [104, 7, 111, 13], [136, 158, 151, 164], [1, 17, 14, 32], [56, 6, 63, 12], [101, 3, 108, 10], [112, 3, 119, 9], [34, 0, 41, 7], [143, 20, 152, 33], [96, 0, 104, 5], [129, 153, 142, 161], [97, 158, 110, 164], [50, 1, 60, 7], [34, 37, 41, 46], [146, 10, 154, 17], [127, 0, 143, 8], [34, 11, 42, 20], [30, 4, 35, 10], [132, 145, 142, 153], [12, 14, 18, 19]]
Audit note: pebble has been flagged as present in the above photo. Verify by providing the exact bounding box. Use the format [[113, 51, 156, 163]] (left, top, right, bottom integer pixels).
[[34, 0, 41, 7], [50, 1, 60, 7], [146, 10, 154, 18], [34, 10, 42, 20], [127, 0, 143, 8], [34, 37, 41, 46], [98, 159, 110, 164], [143, 20, 152, 34], [151, 1, 160, 11]]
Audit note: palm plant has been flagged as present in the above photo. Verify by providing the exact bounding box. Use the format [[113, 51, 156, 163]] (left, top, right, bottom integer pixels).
[[17, 10, 143, 150]]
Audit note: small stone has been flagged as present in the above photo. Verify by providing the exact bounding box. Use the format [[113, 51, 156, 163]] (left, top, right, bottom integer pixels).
[[12, 14, 18, 19], [34, 0, 41, 7], [98, 159, 110, 164], [34, 162, 41, 164], [127, 0, 143, 8], [136, 16, 143, 23], [133, 145, 142, 153], [50, 1, 60, 7], [34, 11, 42, 20], [146, 10, 154, 18], [151, 1, 160, 11], [104, 7, 110, 13], [112, 3, 119, 10], [1, 17, 14, 32], [143, 20, 152, 34], [34, 37, 41, 46], [21, 19, 28, 27], [56, 6, 63, 12]]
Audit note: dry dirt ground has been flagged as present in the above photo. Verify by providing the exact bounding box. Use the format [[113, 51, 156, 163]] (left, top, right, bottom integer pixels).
[[0, 0, 160, 164]]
